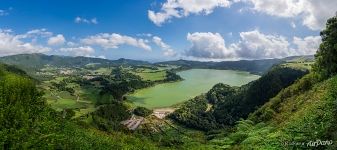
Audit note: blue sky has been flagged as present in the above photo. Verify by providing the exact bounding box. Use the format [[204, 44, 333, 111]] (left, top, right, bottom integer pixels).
[[0, 0, 336, 61]]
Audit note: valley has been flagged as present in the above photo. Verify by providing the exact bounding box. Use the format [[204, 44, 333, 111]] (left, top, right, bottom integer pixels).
[[0, 53, 278, 116], [1, 2, 336, 149], [32, 61, 183, 117], [1, 51, 336, 149]]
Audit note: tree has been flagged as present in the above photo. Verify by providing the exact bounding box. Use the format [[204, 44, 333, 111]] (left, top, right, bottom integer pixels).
[[133, 107, 153, 117], [91, 103, 130, 131], [206, 83, 237, 104], [314, 14, 337, 78], [101, 81, 129, 101]]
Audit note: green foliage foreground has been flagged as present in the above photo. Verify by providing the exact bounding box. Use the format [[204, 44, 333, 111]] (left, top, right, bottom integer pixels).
[[0, 66, 158, 149], [314, 15, 337, 78], [211, 73, 337, 149]]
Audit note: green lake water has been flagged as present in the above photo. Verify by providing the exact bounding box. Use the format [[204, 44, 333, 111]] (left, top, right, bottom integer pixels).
[[127, 69, 260, 108]]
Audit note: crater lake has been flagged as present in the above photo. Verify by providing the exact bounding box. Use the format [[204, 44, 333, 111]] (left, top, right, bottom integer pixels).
[[127, 69, 260, 108]]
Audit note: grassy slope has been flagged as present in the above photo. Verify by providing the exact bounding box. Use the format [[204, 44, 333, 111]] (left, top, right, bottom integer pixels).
[[0, 64, 162, 149], [41, 76, 100, 116], [135, 71, 166, 81], [130, 68, 167, 81], [280, 56, 314, 70], [210, 73, 337, 149]]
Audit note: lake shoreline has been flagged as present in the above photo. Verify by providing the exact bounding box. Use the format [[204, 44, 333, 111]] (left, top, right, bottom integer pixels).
[[128, 69, 260, 108]]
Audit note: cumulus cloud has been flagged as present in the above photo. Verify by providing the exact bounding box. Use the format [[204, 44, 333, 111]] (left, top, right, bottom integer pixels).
[[293, 36, 321, 55], [148, 0, 231, 26], [185, 32, 235, 59], [149, 0, 335, 30], [48, 34, 65, 46], [0, 29, 51, 56], [60, 46, 95, 56], [185, 30, 321, 60], [152, 36, 177, 56], [234, 30, 294, 59], [66, 41, 78, 47], [153, 36, 169, 49], [81, 33, 152, 51], [242, 0, 337, 30], [74, 17, 98, 24]]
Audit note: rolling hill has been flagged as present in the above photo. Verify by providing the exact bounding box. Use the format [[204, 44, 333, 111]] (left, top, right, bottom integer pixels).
[[0, 53, 314, 76], [0, 53, 150, 70], [156, 55, 314, 75]]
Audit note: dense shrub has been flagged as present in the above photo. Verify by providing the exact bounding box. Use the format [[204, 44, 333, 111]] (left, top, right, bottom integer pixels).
[[212, 67, 308, 125], [91, 103, 131, 131], [169, 95, 218, 131], [134, 107, 153, 117], [314, 15, 337, 78]]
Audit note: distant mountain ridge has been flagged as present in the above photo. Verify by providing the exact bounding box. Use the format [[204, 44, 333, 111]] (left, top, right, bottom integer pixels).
[[0, 53, 314, 75], [0, 53, 150, 70], [156, 55, 314, 74]]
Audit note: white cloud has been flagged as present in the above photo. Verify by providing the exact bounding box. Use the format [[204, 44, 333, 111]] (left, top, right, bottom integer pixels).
[[185, 30, 321, 59], [137, 33, 153, 37], [66, 41, 77, 47], [293, 36, 321, 55], [149, 0, 336, 30], [0, 9, 9, 16], [242, 0, 337, 30], [97, 55, 106, 59], [185, 32, 235, 59], [60, 46, 95, 56], [234, 30, 294, 59], [0, 29, 51, 56], [153, 36, 170, 50], [91, 18, 98, 24], [243, 0, 303, 17], [152, 36, 177, 56], [0, 8, 12, 16], [48, 34, 65, 46], [16, 28, 53, 39], [81, 33, 152, 51], [74, 17, 98, 24], [148, 0, 231, 26], [291, 21, 296, 28]]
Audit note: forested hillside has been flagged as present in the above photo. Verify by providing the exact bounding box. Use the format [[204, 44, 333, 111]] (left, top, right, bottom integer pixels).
[[0, 53, 151, 76], [169, 66, 308, 131], [208, 72, 337, 149], [0, 53, 308, 77], [0, 64, 160, 149], [156, 55, 313, 75]]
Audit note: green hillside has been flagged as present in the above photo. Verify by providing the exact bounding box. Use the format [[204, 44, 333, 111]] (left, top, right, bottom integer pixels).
[[169, 66, 308, 131], [0, 53, 150, 76], [0, 64, 162, 149], [196, 15, 337, 149], [156, 58, 283, 75], [0, 53, 290, 76], [209, 73, 337, 149]]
